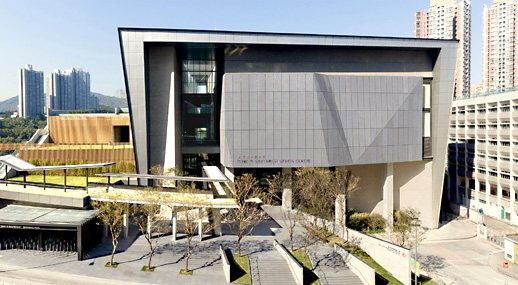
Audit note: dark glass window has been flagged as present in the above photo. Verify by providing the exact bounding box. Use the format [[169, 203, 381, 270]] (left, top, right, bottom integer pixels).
[[181, 48, 219, 146]]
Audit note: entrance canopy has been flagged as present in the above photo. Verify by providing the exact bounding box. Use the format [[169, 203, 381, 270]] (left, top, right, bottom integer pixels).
[[0, 205, 97, 225]]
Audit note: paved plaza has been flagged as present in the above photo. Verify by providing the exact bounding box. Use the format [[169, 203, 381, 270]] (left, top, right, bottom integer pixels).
[[0, 206, 360, 285]]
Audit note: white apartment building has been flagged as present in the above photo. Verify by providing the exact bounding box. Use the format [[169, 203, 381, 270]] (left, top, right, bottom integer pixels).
[[448, 90, 518, 224], [415, 0, 471, 98], [46, 68, 98, 112], [483, 0, 518, 92], [18, 64, 45, 118]]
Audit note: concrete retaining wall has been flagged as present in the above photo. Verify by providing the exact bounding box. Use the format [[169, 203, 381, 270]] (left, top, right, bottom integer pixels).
[[273, 239, 303, 285], [334, 243, 375, 285], [301, 212, 411, 285], [220, 245, 231, 283], [342, 228, 411, 285]]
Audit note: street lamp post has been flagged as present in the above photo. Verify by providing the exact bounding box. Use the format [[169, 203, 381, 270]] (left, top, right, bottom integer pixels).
[[414, 220, 418, 285]]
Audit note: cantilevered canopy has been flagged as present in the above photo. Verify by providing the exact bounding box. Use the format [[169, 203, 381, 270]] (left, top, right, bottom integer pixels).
[[0, 155, 116, 171], [95, 172, 228, 182]]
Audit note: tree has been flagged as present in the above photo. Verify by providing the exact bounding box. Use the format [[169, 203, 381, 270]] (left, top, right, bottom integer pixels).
[[175, 183, 214, 275], [389, 208, 424, 248], [91, 195, 130, 267], [134, 187, 167, 271], [268, 172, 298, 251], [292, 167, 360, 246], [226, 174, 272, 256]]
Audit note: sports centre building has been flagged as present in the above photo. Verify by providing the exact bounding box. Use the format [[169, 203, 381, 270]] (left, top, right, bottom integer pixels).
[[118, 28, 457, 228]]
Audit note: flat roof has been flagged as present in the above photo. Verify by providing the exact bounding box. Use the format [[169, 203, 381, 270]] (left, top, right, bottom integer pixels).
[[96, 172, 228, 182], [0, 155, 116, 171], [0, 205, 97, 225], [118, 27, 457, 43]]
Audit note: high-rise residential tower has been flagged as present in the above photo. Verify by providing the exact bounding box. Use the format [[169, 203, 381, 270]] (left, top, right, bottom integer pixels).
[[18, 64, 45, 118], [483, 0, 517, 92], [46, 68, 98, 111], [415, 0, 471, 98]]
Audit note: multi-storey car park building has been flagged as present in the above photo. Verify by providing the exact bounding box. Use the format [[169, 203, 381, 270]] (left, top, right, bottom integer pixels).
[[448, 90, 518, 224], [483, 0, 518, 92], [415, 0, 471, 99], [118, 28, 457, 228], [18, 64, 45, 118]]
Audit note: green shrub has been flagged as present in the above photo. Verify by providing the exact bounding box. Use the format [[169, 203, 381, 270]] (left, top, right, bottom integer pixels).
[[367, 213, 386, 231], [348, 212, 386, 233], [348, 212, 370, 231]]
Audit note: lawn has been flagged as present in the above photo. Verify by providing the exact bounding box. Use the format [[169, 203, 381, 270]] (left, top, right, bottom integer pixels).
[[9, 175, 109, 187], [290, 249, 319, 285], [229, 254, 251, 284]]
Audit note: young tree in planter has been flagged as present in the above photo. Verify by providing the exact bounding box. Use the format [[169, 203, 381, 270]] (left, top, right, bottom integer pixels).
[[226, 173, 272, 256], [268, 172, 299, 251], [176, 184, 215, 275], [390, 208, 424, 248], [91, 195, 130, 267], [134, 187, 167, 271]]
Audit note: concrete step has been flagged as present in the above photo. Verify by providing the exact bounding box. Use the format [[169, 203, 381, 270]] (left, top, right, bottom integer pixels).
[[251, 254, 297, 285]]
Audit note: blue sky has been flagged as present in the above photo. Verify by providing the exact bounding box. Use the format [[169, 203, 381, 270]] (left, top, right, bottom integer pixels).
[[0, 0, 492, 101]]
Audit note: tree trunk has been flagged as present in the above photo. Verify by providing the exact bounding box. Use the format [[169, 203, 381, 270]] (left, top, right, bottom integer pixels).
[[110, 239, 118, 265], [237, 236, 242, 256], [290, 233, 293, 251], [148, 241, 153, 269], [185, 237, 191, 271]]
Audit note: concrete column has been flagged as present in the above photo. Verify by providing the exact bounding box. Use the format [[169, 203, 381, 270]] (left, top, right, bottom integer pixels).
[[172, 207, 177, 241], [147, 216, 151, 239], [103, 224, 108, 237], [198, 209, 203, 242], [282, 188, 292, 211], [123, 214, 128, 239], [282, 168, 292, 211], [123, 203, 129, 239], [335, 194, 346, 238], [383, 163, 394, 228], [213, 208, 222, 236]]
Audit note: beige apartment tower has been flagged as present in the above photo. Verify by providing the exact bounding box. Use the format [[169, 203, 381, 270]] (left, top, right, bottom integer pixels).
[[415, 0, 471, 99], [483, 0, 518, 92]]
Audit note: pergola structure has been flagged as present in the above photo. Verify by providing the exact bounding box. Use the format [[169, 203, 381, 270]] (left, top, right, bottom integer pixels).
[[92, 166, 239, 240], [0, 155, 116, 191]]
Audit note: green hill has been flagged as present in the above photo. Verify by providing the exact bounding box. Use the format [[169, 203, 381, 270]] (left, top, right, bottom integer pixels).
[[0, 96, 18, 112], [92, 92, 128, 108], [0, 92, 128, 113]]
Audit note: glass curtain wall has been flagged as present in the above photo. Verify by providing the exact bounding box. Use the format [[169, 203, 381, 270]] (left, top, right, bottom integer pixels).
[[182, 48, 218, 146]]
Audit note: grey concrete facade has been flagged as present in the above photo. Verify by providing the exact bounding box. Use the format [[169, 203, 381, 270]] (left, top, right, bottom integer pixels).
[[221, 73, 423, 168], [118, 28, 457, 227]]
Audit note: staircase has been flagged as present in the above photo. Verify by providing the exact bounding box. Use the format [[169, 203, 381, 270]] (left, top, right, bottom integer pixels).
[[251, 250, 297, 285]]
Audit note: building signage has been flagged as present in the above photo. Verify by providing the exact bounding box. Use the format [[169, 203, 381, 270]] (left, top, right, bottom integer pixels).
[[236, 156, 311, 164], [0, 225, 41, 230]]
